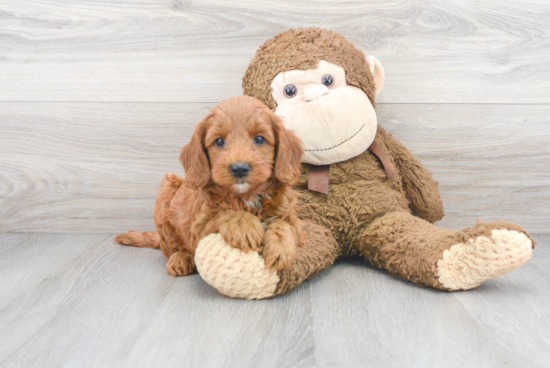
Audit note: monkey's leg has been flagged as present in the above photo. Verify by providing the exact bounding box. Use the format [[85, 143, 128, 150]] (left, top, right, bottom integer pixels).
[[195, 221, 340, 299], [357, 212, 535, 290], [274, 222, 340, 296]]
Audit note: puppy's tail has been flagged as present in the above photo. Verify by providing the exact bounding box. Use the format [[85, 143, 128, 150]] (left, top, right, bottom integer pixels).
[[115, 230, 160, 249]]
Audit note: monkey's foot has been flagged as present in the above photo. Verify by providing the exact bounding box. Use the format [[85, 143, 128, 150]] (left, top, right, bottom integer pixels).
[[195, 233, 279, 299], [437, 229, 533, 290]]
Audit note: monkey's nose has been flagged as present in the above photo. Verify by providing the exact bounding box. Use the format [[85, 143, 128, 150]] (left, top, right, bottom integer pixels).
[[303, 85, 330, 102], [230, 162, 251, 178]]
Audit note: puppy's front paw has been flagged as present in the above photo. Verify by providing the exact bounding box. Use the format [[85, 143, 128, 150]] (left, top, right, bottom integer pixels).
[[263, 221, 297, 270], [166, 251, 196, 277], [219, 213, 265, 252]]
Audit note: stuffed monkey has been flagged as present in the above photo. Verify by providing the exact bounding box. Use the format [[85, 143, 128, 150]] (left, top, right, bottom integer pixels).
[[194, 27, 535, 299]]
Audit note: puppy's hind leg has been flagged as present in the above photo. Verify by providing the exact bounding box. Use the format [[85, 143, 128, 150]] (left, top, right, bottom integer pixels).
[[117, 172, 184, 249], [115, 230, 161, 249]]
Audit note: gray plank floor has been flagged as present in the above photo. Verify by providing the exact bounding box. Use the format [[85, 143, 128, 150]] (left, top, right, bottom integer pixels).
[[1, 233, 548, 368]]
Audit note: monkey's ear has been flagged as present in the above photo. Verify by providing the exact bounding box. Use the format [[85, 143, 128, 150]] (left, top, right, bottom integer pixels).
[[269, 110, 303, 185], [179, 116, 211, 189], [366, 55, 385, 95]]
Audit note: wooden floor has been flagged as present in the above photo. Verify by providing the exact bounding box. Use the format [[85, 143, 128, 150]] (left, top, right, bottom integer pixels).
[[0, 233, 548, 368]]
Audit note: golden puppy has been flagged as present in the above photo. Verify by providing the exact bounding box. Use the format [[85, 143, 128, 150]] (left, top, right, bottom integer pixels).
[[115, 96, 304, 276]]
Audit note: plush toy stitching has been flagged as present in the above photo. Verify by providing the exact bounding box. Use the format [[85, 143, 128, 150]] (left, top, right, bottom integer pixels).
[[305, 123, 365, 152]]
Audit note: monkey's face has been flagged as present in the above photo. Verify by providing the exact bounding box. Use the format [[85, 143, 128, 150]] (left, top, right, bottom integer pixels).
[[270, 60, 378, 166]]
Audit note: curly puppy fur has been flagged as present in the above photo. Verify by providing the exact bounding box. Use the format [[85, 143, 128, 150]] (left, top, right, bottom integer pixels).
[[238, 27, 535, 295], [116, 96, 305, 276]]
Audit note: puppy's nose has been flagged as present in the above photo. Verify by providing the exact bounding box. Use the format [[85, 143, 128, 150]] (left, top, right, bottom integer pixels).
[[230, 162, 251, 178]]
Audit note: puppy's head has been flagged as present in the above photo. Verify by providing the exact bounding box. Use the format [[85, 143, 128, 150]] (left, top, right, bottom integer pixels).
[[180, 96, 303, 194]]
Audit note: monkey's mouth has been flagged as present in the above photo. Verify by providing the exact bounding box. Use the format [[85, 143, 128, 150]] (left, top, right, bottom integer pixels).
[[304, 123, 365, 152]]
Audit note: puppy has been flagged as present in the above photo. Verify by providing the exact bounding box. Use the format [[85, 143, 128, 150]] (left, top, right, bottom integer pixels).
[[115, 96, 304, 277]]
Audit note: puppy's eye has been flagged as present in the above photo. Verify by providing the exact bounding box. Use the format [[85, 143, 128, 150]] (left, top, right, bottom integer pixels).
[[321, 74, 334, 87], [254, 136, 266, 145], [283, 84, 297, 98], [214, 138, 225, 147]]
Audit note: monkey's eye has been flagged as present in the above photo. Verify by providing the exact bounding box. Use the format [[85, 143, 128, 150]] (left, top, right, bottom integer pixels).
[[214, 138, 225, 147], [283, 84, 297, 98], [254, 136, 266, 145], [322, 74, 334, 87]]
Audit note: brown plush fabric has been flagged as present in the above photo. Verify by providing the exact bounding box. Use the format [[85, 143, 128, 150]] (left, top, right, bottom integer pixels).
[[270, 125, 535, 293], [294, 127, 441, 246], [455, 219, 536, 246], [274, 221, 340, 295], [273, 214, 535, 295], [360, 212, 456, 289], [360, 214, 535, 289], [239, 27, 534, 294], [271, 127, 451, 294], [242, 27, 377, 111], [383, 131, 444, 223]]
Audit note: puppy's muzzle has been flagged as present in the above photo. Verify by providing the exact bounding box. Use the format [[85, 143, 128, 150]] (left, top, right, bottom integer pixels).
[[230, 162, 251, 179]]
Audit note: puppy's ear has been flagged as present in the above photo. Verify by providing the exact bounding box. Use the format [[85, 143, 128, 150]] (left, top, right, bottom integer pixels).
[[180, 116, 211, 189], [269, 110, 303, 185]]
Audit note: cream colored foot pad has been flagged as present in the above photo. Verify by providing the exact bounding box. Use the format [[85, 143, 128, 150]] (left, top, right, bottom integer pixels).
[[195, 233, 279, 299], [437, 229, 533, 290]]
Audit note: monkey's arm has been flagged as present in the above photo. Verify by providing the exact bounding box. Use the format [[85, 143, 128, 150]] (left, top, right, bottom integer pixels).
[[380, 128, 445, 223]]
